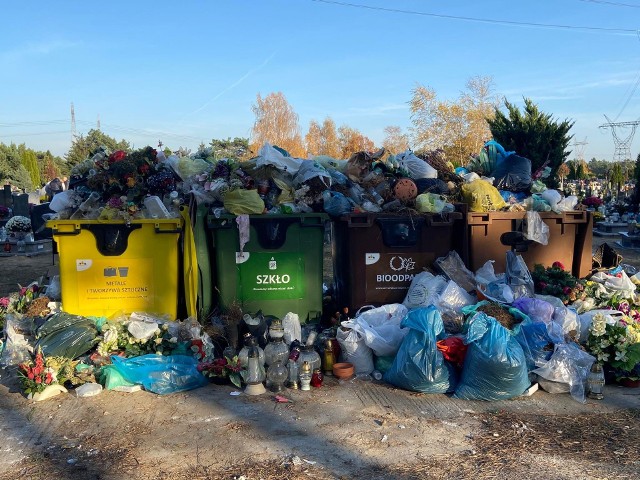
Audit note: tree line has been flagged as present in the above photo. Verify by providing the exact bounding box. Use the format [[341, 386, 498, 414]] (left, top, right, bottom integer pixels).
[[3, 74, 584, 191]]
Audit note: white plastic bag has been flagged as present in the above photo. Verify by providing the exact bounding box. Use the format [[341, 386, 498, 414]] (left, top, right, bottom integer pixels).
[[540, 190, 561, 212], [255, 142, 303, 174], [336, 327, 374, 375], [282, 312, 302, 344], [402, 272, 447, 309], [128, 320, 160, 341], [396, 150, 437, 179], [349, 304, 409, 357], [556, 195, 578, 212], [524, 211, 549, 245], [591, 271, 636, 298]]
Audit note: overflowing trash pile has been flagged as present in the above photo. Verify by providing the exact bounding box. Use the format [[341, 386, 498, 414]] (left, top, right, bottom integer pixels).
[[2, 139, 638, 405], [1, 240, 639, 403], [44, 138, 580, 222]]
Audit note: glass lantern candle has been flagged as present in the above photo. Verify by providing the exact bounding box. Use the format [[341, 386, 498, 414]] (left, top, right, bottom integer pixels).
[[287, 346, 301, 389], [244, 346, 266, 395], [587, 362, 605, 400], [238, 334, 265, 368], [264, 320, 289, 367], [299, 361, 312, 391], [267, 360, 288, 392], [297, 344, 321, 372], [323, 338, 335, 376]]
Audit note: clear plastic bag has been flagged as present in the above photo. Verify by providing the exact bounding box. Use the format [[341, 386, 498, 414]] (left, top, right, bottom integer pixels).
[[532, 343, 595, 403], [506, 251, 534, 298], [402, 272, 447, 309], [524, 211, 549, 245], [396, 150, 437, 179], [0, 313, 35, 367]]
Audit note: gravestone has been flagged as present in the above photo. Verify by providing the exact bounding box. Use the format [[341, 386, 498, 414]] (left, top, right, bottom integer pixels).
[[1, 185, 11, 208], [11, 193, 30, 217]]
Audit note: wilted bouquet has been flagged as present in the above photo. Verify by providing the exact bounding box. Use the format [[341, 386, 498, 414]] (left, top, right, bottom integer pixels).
[[532, 262, 585, 304], [5, 215, 32, 233]]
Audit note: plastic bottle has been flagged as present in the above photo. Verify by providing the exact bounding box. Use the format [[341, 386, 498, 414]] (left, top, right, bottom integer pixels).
[[372, 370, 383, 381]]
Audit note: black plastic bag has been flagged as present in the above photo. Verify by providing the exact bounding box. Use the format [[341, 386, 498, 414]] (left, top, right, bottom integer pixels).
[[491, 154, 532, 192]]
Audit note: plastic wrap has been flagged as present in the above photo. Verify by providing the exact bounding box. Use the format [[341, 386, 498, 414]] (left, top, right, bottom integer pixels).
[[36, 322, 98, 359], [383, 306, 457, 393], [532, 343, 595, 403], [110, 354, 208, 395], [434, 251, 476, 293], [454, 312, 530, 401], [506, 251, 535, 299]]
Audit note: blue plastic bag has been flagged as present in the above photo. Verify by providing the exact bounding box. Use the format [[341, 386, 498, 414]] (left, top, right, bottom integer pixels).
[[383, 306, 457, 394], [514, 321, 555, 370], [322, 190, 355, 217], [454, 312, 530, 401], [111, 354, 208, 395]]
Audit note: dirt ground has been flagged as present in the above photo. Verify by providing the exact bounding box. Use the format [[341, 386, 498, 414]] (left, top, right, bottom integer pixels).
[[1, 234, 639, 479]]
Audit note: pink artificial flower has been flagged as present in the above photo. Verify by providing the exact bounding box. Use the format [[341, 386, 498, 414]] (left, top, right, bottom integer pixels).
[[552, 261, 566, 271], [562, 286, 572, 295], [0, 297, 9, 308]]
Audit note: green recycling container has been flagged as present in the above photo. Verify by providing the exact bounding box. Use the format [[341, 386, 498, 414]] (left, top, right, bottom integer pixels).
[[207, 213, 328, 323]]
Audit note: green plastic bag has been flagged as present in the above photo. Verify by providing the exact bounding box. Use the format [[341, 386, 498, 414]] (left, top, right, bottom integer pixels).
[[415, 193, 446, 213], [98, 364, 136, 390]]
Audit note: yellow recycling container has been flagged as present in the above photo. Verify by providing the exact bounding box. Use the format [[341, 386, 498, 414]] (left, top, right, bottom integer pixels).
[[48, 218, 183, 318]]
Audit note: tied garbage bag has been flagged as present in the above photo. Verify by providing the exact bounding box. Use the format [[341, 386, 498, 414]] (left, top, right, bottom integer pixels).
[[383, 306, 457, 393], [532, 343, 595, 403], [111, 354, 208, 395], [454, 312, 530, 401], [461, 179, 506, 212]]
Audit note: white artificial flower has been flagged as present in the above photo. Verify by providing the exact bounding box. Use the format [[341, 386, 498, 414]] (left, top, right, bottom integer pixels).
[[169, 337, 178, 343], [154, 337, 163, 345]]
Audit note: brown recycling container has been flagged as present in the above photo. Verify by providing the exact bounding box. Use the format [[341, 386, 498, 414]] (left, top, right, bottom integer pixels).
[[333, 209, 467, 312], [466, 210, 593, 279]]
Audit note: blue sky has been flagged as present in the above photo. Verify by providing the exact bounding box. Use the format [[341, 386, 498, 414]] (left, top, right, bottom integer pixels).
[[1, 0, 639, 161]]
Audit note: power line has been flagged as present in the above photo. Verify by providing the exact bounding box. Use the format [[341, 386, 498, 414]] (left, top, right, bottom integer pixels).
[[311, 0, 639, 35], [578, 0, 640, 8], [0, 130, 69, 137]]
